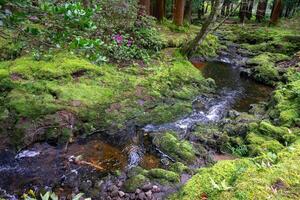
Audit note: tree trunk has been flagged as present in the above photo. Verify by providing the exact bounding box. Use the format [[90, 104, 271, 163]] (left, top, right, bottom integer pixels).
[[270, 0, 282, 24], [184, 0, 193, 23], [156, 0, 165, 21], [82, 0, 90, 8], [139, 0, 151, 15], [173, 0, 185, 26], [239, 0, 248, 23], [256, 0, 268, 22], [246, 0, 254, 20], [181, 0, 222, 57], [205, 1, 209, 13]]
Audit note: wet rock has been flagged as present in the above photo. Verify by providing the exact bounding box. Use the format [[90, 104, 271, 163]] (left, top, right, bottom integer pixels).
[[228, 110, 240, 118], [109, 185, 119, 192], [111, 190, 119, 197], [130, 193, 136, 200], [118, 191, 125, 197], [137, 192, 146, 200], [135, 188, 142, 194], [152, 185, 160, 193], [142, 183, 153, 192], [145, 190, 152, 198], [80, 180, 93, 192]]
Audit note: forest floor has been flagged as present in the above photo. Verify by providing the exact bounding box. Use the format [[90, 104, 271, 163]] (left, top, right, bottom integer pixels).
[[0, 14, 300, 200]]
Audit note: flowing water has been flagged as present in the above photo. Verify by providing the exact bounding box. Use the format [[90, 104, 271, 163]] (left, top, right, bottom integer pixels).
[[0, 61, 272, 199], [144, 61, 272, 136]]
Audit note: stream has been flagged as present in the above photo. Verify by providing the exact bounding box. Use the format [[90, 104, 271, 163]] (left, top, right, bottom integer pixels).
[[0, 61, 272, 199]]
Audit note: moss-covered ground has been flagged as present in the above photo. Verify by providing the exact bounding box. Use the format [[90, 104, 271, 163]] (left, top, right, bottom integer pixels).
[[169, 16, 300, 200]]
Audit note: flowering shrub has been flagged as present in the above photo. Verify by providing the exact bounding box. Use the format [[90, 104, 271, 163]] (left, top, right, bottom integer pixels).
[[1, 0, 162, 63]]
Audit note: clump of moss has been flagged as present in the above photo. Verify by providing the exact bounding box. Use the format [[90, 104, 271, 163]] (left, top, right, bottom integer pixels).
[[153, 132, 196, 163], [247, 53, 289, 85], [172, 140, 300, 200], [246, 132, 284, 156], [123, 174, 149, 192], [269, 76, 300, 127], [148, 168, 180, 183], [194, 34, 222, 58]]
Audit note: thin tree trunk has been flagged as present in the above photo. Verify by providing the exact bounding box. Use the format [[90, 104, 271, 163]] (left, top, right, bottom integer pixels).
[[239, 0, 248, 23], [184, 0, 193, 23], [256, 0, 268, 22], [181, 0, 222, 57], [270, 0, 282, 24], [139, 0, 151, 15], [246, 0, 254, 19], [173, 0, 185, 26], [205, 1, 209, 13]]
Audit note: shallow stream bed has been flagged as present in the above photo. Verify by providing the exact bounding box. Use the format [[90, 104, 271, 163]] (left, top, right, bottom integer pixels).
[[0, 61, 273, 199]]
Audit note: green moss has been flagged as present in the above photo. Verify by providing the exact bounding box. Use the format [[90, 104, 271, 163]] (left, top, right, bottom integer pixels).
[[153, 132, 196, 163], [259, 121, 296, 144], [123, 174, 149, 192], [148, 168, 180, 183], [0, 49, 212, 147], [246, 132, 284, 156], [169, 162, 189, 174], [194, 34, 221, 58], [247, 53, 289, 85], [172, 140, 300, 200], [270, 77, 300, 127]]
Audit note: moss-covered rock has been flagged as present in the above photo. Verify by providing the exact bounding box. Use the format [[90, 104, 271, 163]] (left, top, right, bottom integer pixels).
[[148, 168, 180, 183], [172, 139, 300, 200], [247, 53, 289, 85], [0, 50, 213, 148], [259, 121, 296, 144], [169, 162, 190, 174], [152, 132, 196, 163], [246, 132, 284, 156], [123, 174, 149, 192]]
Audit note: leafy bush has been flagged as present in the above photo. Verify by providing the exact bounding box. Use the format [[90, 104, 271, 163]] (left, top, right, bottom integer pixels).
[[1, 0, 162, 63]]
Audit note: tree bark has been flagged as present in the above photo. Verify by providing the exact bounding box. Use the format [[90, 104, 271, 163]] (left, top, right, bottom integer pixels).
[[184, 0, 193, 23], [239, 0, 248, 23], [270, 0, 282, 24], [139, 0, 151, 15], [256, 0, 268, 22], [246, 0, 254, 20], [157, 0, 165, 21], [181, 0, 222, 57], [173, 0, 185, 26]]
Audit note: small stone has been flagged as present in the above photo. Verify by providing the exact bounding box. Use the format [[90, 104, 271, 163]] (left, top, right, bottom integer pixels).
[[135, 188, 141, 194], [138, 192, 146, 200], [117, 181, 123, 187], [109, 185, 119, 192], [152, 185, 160, 193], [118, 191, 125, 197], [111, 190, 119, 197], [145, 190, 152, 198], [130, 194, 136, 200], [142, 183, 153, 192]]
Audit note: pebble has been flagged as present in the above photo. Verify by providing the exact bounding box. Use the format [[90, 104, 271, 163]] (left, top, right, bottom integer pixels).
[[138, 192, 146, 200], [111, 190, 119, 197], [109, 185, 119, 192], [145, 190, 152, 198], [118, 191, 125, 197], [130, 194, 136, 200], [152, 185, 160, 193], [135, 188, 142, 194], [117, 181, 123, 187], [142, 183, 153, 192]]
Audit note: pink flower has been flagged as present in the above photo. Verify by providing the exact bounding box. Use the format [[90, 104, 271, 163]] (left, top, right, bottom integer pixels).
[[127, 40, 133, 47], [112, 34, 123, 44]]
